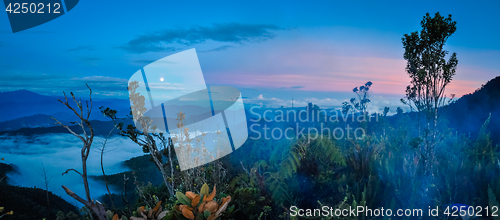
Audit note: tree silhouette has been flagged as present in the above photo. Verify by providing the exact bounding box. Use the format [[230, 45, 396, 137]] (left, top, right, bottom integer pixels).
[[342, 81, 372, 115], [52, 85, 108, 220], [401, 12, 458, 129], [401, 12, 458, 174]]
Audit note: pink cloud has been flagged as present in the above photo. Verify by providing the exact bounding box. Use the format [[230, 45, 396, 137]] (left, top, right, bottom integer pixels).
[[202, 34, 497, 97], [211, 54, 495, 98]]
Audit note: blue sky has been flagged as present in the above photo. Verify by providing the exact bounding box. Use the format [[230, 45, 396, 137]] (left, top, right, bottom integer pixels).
[[0, 0, 499, 111]]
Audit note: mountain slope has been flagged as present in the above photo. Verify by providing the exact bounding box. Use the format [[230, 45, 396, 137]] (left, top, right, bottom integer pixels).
[[442, 76, 500, 144], [0, 114, 69, 132]]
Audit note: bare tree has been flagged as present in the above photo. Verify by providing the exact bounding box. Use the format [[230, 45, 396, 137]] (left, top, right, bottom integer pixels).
[[99, 121, 116, 210], [121, 174, 131, 216], [38, 163, 52, 220], [101, 81, 176, 197], [52, 84, 108, 220]]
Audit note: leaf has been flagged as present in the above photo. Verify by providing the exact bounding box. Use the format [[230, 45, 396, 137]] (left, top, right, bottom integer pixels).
[[185, 191, 197, 200], [191, 195, 201, 208], [112, 214, 119, 220], [215, 196, 231, 217], [180, 205, 193, 212], [205, 185, 216, 201], [204, 210, 211, 218], [153, 201, 162, 214], [138, 206, 146, 214], [198, 202, 206, 213], [147, 209, 153, 219], [200, 183, 209, 195], [156, 211, 167, 220], [182, 208, 195, 220], [106, 210, 114, 220], [176, 191, 192, 206], [204, 201, 218, 213], [289, 157, 297, 171]]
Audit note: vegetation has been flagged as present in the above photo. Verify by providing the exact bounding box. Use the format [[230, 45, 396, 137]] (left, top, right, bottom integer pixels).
[[0, 183, 79, 220], [401, 12, 458, 175], [173, 183, 232, 220]]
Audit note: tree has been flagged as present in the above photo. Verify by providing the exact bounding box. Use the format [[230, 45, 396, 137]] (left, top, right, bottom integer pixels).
[[342, 81, 372, 115], [102, 81, 176, 197], [52, 85, 107, 220], [38, 163, 52, 220], [396, 107, 404, 115], [401, 12, 458, 174], [97, 107, 117, 210], [401, 12, 458, 130]]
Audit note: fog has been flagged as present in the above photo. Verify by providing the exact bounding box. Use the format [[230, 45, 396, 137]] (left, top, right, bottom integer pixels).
[[0, 134, 145, 206]]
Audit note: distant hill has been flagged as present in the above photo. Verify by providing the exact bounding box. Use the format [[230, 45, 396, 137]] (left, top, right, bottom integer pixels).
[[442, 76, 500, 144], [0, 119, 133, 136], [0, 114, 68, 132], [0, 90, 131, 122], [0, 90, 57, 104]]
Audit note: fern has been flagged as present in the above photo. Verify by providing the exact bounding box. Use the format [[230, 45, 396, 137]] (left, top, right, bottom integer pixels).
[[280, 137, 345, 178], [488, 186, 500, 220], [265, 173, 292, 206]]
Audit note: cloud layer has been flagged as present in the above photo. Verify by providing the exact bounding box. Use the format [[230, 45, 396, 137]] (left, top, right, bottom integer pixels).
[[244, 93, 408, 114], [119, 23, 283, 53], [0, 134, 145, 204], [0, 75, 129, 98]]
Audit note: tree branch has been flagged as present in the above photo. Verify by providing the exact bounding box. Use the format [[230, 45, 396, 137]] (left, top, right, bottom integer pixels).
[[52, 117, 85, 143], [62, 185, 91, 207], [62, 168, 83, 177]]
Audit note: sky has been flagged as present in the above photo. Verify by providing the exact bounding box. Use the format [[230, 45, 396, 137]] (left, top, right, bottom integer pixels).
[[0, 0, 499, 111]]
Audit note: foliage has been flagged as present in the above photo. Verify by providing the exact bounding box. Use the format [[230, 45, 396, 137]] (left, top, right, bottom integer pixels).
[[104, 81, 177, 197], [129, 201, 167, 220], [401, 12, 458, 125], [173, 184, 232, 220], [280, 137, 345, 178], [401, 12, 459, 177], [0, 207, 13, 219], [469, 113, 497, 163], [342, 81, 372, 115], [264, 137, 347, 210], [488, 186, 500, 220], [0, 184, 79, 220], [55, 211, 81, 220]]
